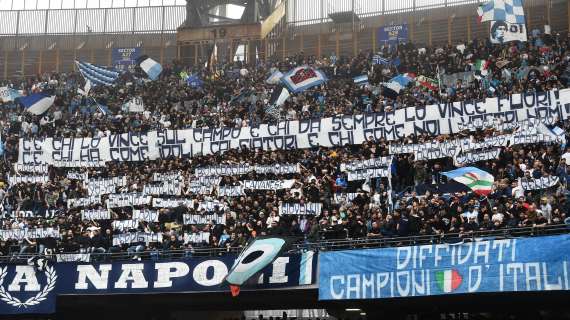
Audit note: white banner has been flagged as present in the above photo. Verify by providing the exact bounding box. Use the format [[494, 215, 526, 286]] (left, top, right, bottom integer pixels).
[[184, 232, 210, 244], [521, 176, 560, 191], [242, 180, 296, 190], [112, 232, 162, 246], [332, 193, 359, 204], [56, 253, 91, 262], [67, 196, 101, 209], [153, 172, 184, 182], [81, 209, 111, 220], [217, 185, 246, 197], [86, 176, 127, 196], [152, 198, 193, 208], [0, 228, 60, 241], [18, 90, 570, 165], [67, 171, 88, 181], [106, 193, 152, 208], [14, 163, 49, 174], [189, 176, 222, 187], [188, 185, 214, 195], [143, 181, 183, 196], [183, 213, 226, 225], [132, 209, 159, 222], [279, 203, 322, 215], [112, 220, 140, 231], [347, 168, 390, 181], [124, 97, 145, 113], [340, 157, 391, 172], [490, 21, 527, 44], [2, 210, 57, 219], [453, 148, 502, 166], [195, 163, 300, 176], [52, 160, 106, 167], [8, 175, 49, 185]]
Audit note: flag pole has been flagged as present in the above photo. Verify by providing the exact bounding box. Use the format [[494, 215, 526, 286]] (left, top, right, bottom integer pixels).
[[436, 64, 442, 92]]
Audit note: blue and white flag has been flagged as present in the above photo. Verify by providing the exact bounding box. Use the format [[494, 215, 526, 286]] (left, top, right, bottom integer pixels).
[[477, 0, 525, 24], [186, 75, 203, 88], [137, 56, 163, 81], [353, 75, 369, 86], [372, 55, 390, 65], [0, 86, 22, 103], [89, 98, 110, 116], [382, 73, 415, 98], [281, 66, 327, 93], [0, 134, 4, 157], [265, 70, 284, 85], [75, 61, 119, 86], [19, 93, 56, 115]]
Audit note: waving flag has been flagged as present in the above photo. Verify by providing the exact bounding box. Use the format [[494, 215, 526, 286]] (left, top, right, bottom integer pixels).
[[0, 134, 4, 157], [186, 75, 203, 88], [225, 237, 288, 296], [381, 73, 416, 98], [137, 56, 163, 81], [19, 93, 56, 115], [0, 86, 22, 103], [442, 167, 494, 196], [75, 61, 119, 86], [268, 85, 290, 107], [372, 55, 390, 65], [353, 75, 369, 86], [416, 75, 439, 91], [77, 80, 92, 96], [266, 70, 284, 84], [281, 66, 327, 93], [477, 0, 525, 24]]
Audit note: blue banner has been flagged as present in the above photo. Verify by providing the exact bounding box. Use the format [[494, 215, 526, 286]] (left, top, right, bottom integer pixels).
[[319, 234, 570, 300], [0, 251, 316, 314], [112, 48, 141, 73], [377, 24, 408, 45]]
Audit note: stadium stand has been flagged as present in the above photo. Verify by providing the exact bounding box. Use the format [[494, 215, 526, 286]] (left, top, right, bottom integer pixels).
[[0, 1, 569, 318]]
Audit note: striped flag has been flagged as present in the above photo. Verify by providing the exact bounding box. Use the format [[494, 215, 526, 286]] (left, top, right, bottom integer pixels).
[[75, 61, 119, 86], [442, 167, 495, 196], [353, 74, 369, 86], [435, 269, 462, 293], [416, 75, 439, 91], [19, 93, 56, 115], [372, 55, 390, 65]]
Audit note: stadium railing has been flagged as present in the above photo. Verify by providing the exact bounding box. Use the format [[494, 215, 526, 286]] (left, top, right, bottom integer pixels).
[[1, 224, 568, 264]]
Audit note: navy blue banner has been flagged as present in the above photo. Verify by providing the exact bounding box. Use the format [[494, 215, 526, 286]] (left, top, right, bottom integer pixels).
[[319, 235, 570, 300], [377, 24, 408, 45], [112, 48, 142, 73], [0, 251, 316, 314]]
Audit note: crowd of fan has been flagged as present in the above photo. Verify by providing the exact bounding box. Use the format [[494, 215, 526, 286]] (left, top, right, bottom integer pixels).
[[0, 29, 569, 258]]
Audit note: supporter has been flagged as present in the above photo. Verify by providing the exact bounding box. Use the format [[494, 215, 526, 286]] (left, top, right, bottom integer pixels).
[[0, 29, 568, 259]]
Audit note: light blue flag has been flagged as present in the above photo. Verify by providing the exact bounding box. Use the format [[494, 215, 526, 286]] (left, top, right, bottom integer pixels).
[[75, 60, 119, 86], [138, 57, 163, 81], [0, 134, 4, 156]]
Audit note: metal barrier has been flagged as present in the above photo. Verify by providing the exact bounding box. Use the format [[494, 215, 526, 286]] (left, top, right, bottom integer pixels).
[[2, 224, 568, 264]]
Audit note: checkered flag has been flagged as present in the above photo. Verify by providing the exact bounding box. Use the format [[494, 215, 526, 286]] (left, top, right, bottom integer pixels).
[[478, 0, 525, 24]]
